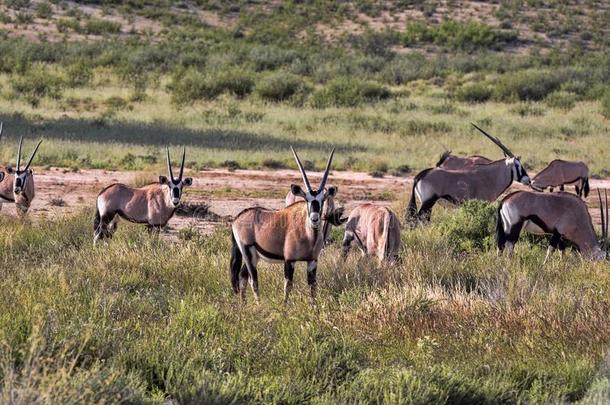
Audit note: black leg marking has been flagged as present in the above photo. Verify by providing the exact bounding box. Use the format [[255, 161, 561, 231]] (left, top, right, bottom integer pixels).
[[284, 261, 295, 304], [418, 196, 439, 222]]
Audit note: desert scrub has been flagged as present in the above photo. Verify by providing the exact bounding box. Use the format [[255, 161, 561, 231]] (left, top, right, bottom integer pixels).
[[494, 69, 563, 102], [10, 64, 64, 106], [436, 200, 497, 253], [168, 68, 255, 104], [310, 77, 391, 108], [256, 72, 309, 102], [454, 82, 493, 103]]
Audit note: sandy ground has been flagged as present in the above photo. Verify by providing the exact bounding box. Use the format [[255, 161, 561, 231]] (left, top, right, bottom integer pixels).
[[1, 167, 609, 240]]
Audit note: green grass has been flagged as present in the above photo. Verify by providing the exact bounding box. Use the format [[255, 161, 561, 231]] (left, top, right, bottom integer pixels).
[[0, 207, 608, 403]]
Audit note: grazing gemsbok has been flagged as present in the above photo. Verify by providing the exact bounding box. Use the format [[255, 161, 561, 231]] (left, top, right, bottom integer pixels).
[[93, 147, 192, 243], [407, 124, 530, 223], [435, 151, 491, 170], [531, 159, 590, 198], [230, 146, 344, 304], [496, 190, 608, 262], [285, 186, 338, 245], [0, 135, 43, 217], [342, 203, 401, 263]]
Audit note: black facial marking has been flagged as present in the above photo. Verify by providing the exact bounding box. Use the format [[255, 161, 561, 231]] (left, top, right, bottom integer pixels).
[[310, 200, 321, 213]]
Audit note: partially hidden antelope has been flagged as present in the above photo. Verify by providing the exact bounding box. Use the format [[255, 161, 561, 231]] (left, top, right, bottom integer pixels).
[[531, 159, 590, 198], [285, 186, 338, 245], [407, 124, 530, 223], [93, 147, 192, 243], [496, 190, 608, 262], [0, 131, 43, 217], [230, 146, 345, 304], [435, 150, 491, 170], [342, 203, 401, 263]]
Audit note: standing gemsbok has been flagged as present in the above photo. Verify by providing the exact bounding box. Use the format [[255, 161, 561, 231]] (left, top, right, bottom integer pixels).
[[93, 147, 192, 243], [407, 124, 530, 223], [496, 190, 607, 262], [0, 134, 43, 217], [531, 159, 590, 198], [230, 146, 344, 304], [342, 203, 401, 263]]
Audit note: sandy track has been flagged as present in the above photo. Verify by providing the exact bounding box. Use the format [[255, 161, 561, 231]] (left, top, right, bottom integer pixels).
[[2, 167, 609, 240]]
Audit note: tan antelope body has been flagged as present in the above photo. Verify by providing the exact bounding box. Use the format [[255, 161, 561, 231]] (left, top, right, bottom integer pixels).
[[94, 148, 192, 242], [531, 159, 589, 198], [342, 203, 401, 263], [407, 124, 530, 223], [496, 190, 607, 261], [0, 129, 42, 217], [230, 147, 344, 304], [435, 151, 491, 170]]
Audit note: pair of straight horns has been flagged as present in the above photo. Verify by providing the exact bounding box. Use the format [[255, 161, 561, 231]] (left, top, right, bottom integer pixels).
[[290, 146, 335, 193]]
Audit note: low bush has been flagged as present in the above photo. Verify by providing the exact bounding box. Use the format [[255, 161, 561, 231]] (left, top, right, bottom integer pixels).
[[545, 91, 577, 110], [82, 19, 122, 35], [310, 78, 391, 108], [601, 87, 610, 119], [10, 64, 64, 106], [256, 72, 308, 102], [437, 200, 497, 253], [65, 60, 93, 88], [168, 68, 255, 104], [454, 82, 493, 103], [494, 70, 562, 102]]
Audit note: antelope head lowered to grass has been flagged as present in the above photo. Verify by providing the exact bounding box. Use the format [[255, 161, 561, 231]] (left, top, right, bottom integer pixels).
[[496, 189, 608, 262], [93, 147, 192, 243], [0, 132, 43, 217], [407, 124, 530, 223], [342, 203, 401, 263], [230, 146, 345, 304], [531, 159, 590, 198]]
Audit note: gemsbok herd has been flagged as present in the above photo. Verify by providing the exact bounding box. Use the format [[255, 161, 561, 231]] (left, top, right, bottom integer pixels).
[[0, 122, 606, 304]]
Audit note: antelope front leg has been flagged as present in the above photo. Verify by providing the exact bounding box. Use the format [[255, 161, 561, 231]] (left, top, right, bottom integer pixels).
[[307, 260, 317, 305], [283, 261, 295, 304]]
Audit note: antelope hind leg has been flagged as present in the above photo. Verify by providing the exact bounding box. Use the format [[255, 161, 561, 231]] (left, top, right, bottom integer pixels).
[[284, 261, 295, 304]]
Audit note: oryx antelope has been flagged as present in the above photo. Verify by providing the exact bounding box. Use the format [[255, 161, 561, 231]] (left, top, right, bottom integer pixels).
[[230, 146, 345, 304], [342, 203, 401, 263], [496, 190, 608, 262], [435, 151, 491, 170], [0, 134, 43, 217], [93, 147, 192, 243], [407, 124, 530, 223], [285, 186, 338, 245], [531, 159, 590, 198]]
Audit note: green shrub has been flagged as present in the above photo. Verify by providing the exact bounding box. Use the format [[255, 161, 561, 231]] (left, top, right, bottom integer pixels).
[[545, 91, 577, 110], [35, 1, 53, 19], [310, 78, 391, 108], [82, 19, 122, 35], [256, 72, 308, 102], [65, 60, 92, 88], [601, 87, 610, 119], [494, 70, 562, 102], [248, 45, 299, 72], [437, 200, 496, 253], [11, 64, 64, 106], [454, 83, 493, 103], [380, 54, 439, 84], [56, 18, 80, 33], [168, 68, 254, 104]]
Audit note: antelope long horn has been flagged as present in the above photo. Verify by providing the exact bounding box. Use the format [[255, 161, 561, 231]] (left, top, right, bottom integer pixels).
[[604, 189, 609, 243], [178, 146, 186, 180], [16, 136, 23, 171], [24, 140, 43, 171], [0, 122, 3, 142], [166, 147, 174, 181], [598, 189, 606, 244], [290, 146, 312, 193], [318, 146, 335, 191], [471, 123, 514, 158]]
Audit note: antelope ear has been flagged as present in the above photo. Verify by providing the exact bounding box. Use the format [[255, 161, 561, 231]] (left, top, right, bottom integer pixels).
[[6, 166, 14, 174], [159, 175, 169, 184], [326, 186, 337, 198], [291, 184, 306, 198], [183, 177, 193, 186], [28, 169, 33, 175]]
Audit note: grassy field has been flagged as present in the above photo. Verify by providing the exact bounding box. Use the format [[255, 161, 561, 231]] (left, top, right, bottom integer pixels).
[[0, 205, 609, 403], [0, 1, 609, 403]]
